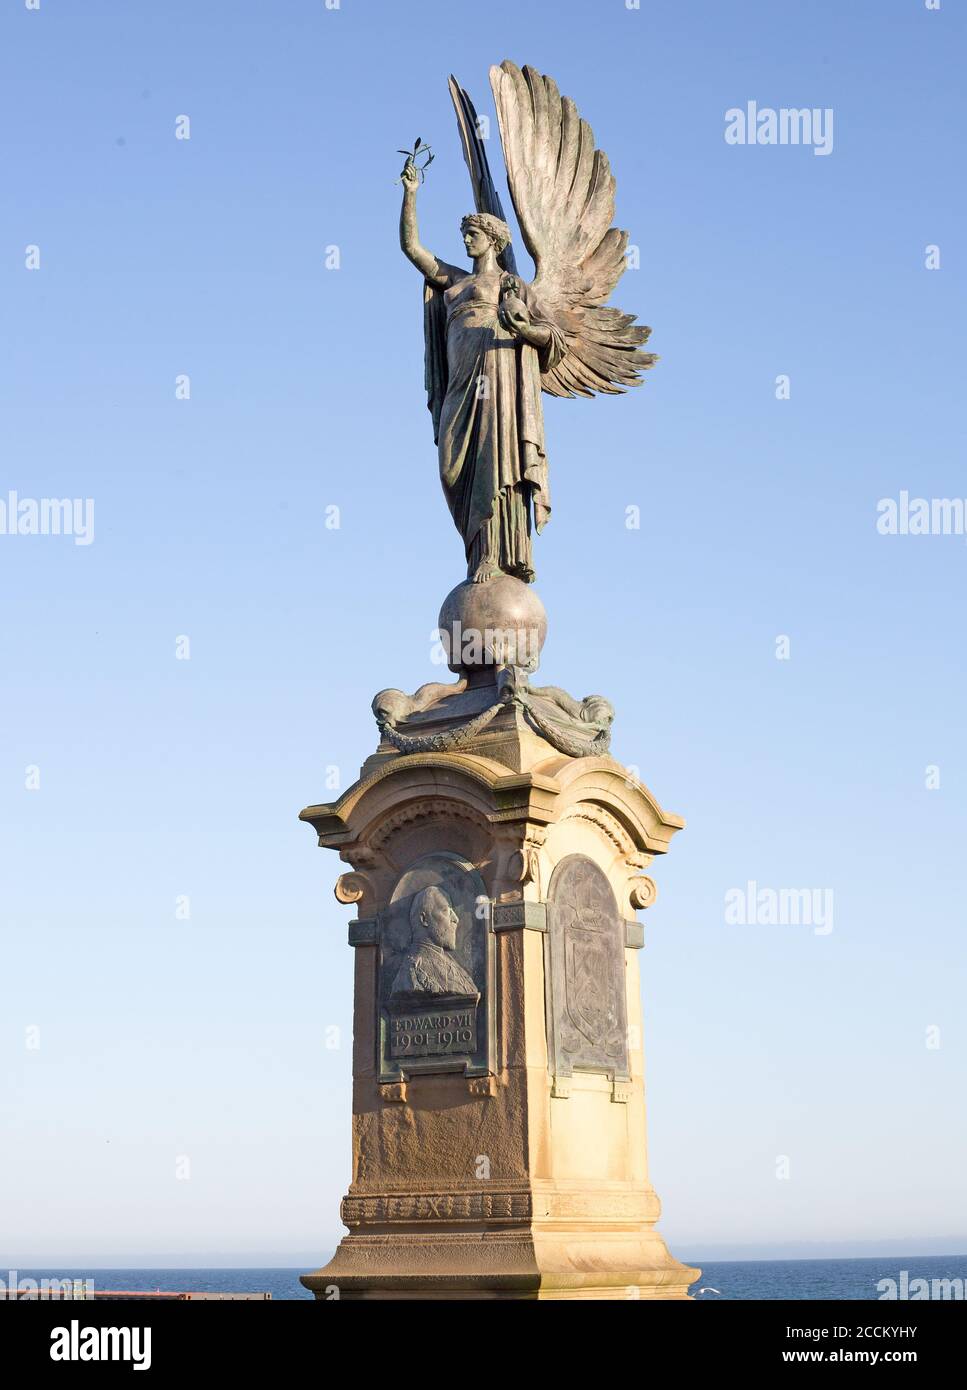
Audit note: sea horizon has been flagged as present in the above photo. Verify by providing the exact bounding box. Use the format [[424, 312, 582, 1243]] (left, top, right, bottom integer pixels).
[[6, 1254, 966, 1302], [9, 1238, 967, 1269]]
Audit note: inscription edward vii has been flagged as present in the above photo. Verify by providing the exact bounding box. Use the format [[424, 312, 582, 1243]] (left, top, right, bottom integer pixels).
[[390, 999, 478, 1059]]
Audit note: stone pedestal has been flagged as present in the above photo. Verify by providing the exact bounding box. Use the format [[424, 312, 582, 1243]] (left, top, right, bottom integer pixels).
[[299, 686, 699, 1300]]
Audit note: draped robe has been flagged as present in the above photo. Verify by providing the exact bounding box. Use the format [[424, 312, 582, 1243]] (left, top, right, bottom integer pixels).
[[424, 268, 566, 582]]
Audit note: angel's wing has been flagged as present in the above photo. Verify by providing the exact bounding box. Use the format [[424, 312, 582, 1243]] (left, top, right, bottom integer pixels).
[[447, 75, 518, 276], [489, 60, 656, 398]]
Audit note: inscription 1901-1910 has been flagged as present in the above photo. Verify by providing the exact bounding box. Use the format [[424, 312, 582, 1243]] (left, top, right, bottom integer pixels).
[[390, 1002, 478, 1059]]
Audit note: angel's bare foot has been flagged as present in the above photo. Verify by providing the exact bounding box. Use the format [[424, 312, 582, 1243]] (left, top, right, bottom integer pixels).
[[470, 559, 501, 584]]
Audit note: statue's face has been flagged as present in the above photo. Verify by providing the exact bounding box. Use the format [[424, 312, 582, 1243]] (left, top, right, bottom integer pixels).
[[422, 889, 459, 950], [462, 223, 492, 259]]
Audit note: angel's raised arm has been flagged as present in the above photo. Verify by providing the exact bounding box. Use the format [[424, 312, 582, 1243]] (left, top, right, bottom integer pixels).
[[399, 164, 461, 289]]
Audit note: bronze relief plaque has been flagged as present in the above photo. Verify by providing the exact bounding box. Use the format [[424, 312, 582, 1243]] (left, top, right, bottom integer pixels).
[[545, 854, 630, 1082], [378, 851, 494, 1080]]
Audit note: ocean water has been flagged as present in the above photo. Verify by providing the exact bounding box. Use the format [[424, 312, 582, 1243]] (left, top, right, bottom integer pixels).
[[10, 1256, 966, 1301], [691, 1255, 967, 1300]]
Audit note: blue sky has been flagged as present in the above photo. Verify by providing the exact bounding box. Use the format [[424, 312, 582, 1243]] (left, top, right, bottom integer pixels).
[[1, 0, 964, 1266]]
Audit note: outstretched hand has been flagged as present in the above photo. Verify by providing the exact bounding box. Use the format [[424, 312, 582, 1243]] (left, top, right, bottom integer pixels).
[[400, 160, 420, 194]]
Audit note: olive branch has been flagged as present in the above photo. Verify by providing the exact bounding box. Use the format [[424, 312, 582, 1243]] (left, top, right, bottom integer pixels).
[[395, 136, 434, 184]]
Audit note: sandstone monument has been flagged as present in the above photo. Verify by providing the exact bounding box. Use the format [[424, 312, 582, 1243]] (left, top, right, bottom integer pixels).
[[300, 61, 698, 1299]]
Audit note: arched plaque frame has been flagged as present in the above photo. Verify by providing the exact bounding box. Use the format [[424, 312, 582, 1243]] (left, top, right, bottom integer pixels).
[[545, 854, 630, 1086], [377, 851, 495, 1081]]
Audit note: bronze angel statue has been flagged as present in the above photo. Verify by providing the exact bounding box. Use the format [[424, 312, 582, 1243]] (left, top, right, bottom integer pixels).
[[400, 60, 656, 585]]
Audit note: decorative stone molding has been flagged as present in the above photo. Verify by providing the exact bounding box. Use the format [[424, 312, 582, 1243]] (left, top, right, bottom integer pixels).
[[560, 803, 634, 855], [347, 919, 378, 948], [626, 851, 654, 871], [342, 846, 380, 871], [341, 1189, 533, 1226], [512, 827, 546, 894], [492, 901, 547, 932], [538, 1188, 657, 1221], [378, 1081, 407, 1103], [624, 920, 645, 949], [369, 797, 490, 853]]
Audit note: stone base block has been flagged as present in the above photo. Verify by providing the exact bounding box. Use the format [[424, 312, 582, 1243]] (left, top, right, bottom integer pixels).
[[302, 1227, 698, 1300]]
